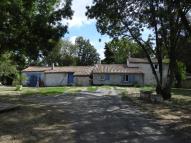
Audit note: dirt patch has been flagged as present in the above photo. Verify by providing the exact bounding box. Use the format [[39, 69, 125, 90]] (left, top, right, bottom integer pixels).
[[121, 94, 191, 142]]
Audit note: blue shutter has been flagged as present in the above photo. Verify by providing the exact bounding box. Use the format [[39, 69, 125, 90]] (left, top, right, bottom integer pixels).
[[105, 74, 110, 80], [128, 75, 132, 83], [129, 75, 135, 83]]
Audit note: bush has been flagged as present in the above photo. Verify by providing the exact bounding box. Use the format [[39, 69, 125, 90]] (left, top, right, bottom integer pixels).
[[140, 86, 155, 94], [12, 73, 27, 91]]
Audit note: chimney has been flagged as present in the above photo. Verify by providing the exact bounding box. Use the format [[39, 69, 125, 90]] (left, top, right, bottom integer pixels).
[[127, 52, 131, 67], [51, 63, 54, 70], [127, 58, 130, 67]]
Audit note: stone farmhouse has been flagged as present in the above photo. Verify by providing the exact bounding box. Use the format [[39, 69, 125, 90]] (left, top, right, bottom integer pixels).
[[22, 58, 169, 87]]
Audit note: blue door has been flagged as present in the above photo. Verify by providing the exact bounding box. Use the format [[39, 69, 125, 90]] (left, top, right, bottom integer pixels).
[[68, 73, 74, 85], [29, 75, 38, 87]]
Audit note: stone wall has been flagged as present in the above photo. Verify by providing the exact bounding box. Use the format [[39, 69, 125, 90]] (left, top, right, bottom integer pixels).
[[44, 73, 68, 86], [74, 76, 91, 86]]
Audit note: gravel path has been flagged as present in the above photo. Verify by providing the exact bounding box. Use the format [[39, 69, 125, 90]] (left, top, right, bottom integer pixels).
[[0, 93, 179, 143]]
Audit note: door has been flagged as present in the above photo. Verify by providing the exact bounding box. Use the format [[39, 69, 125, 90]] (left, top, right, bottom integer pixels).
[[67, 73, 74, 85], [29, 75, 38, 87]]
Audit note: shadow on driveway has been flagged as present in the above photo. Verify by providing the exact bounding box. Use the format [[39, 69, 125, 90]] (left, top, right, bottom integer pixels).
[[0, 93, 179, 143]]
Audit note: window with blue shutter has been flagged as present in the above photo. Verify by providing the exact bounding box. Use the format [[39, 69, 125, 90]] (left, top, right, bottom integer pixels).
[[105, 74, 110, 80], [124, 75, 129, 82]]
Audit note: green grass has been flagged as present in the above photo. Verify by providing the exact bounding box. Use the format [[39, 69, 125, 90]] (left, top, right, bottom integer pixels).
[[87, 86, 98, 92], [0, 86, 86, 96], [23, 87, 66, 96], [171, 88, 191, 108], [140, 86, 155, 93]]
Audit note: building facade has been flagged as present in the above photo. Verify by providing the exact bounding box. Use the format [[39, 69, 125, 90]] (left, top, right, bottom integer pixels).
[[22, 58, 169, 87]]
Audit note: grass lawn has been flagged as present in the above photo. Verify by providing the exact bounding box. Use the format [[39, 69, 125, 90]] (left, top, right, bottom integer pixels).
[[87, 86, 98, 92], [0, 85, 117, 97], [0, 86, 88, 96]]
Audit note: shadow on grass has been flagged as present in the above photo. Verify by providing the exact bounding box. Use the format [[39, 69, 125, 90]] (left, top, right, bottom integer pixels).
[[172, 88, 191, 97]]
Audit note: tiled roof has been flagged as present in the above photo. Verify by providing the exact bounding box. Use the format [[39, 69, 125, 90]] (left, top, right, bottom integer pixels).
[[45, 66, 93, 76], [23, 64, 143, 75], [23, 66, 93, 76], [93, 64, 143, 74], [74, 67, 94, 76], [22, 66, 51, 72], [128, 58, 158, 63]]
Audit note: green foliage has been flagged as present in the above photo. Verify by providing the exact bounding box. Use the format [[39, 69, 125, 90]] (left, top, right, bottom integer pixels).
[[103, 38, 146, 64], [0, 53, 17, 77], [12, 73, 27, 86], [177, 61, 186, 81], [43, 37, 100, 66], [86, 0, 191, 100], [0, 0, 73, 68], [102, 43, 115, 64], [87, 86, 98, 92], [43, 39, 78, 66], [176, 37, 191, 73], [174, 61, 186, 88], [140, 87, 155, 93], [75, 37, 100, 66]]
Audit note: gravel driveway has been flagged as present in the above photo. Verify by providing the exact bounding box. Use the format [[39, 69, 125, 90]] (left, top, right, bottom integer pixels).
[[0, 93, 180, 143]]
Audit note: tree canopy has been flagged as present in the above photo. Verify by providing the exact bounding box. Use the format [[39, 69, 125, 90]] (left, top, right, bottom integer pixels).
[[86, 0, 191, 99], [75, 37, 100, 66], [0, 53, 18, 85], [42, 37, 100, 66], [0, 0, 73, 67], [43, 39, 78, 66], [102, 38, 147, 64]]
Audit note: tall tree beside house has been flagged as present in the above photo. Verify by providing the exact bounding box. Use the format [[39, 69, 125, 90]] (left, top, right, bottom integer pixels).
[[0, 53, 18, 85], [102, 43, 115, 64], [0, 0, 73, 69], [86, 0, 191, 100], [75, 37, 100, 66], [103, 38, 147, 64]]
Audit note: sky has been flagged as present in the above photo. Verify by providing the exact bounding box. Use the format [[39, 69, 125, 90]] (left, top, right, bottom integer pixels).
[[64, 0, 110, 59], [64, 0, 151, 59]]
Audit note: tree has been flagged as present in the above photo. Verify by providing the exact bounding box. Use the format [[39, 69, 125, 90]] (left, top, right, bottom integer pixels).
[[103, 38, 147, 64], [174, 1, 191, 35], [0, 53, 18, 85], [176, 37, 191, 73], [0, 0, 73, 68], [175, 61, 186, 88], [75, 37, 100, 66], [86, 0, 191, 100], [43, 39, 78, 66], [102, 43, 115, 64]]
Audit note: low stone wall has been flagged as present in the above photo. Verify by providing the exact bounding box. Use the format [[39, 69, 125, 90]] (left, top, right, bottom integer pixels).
[[140, 91, 163, 103]]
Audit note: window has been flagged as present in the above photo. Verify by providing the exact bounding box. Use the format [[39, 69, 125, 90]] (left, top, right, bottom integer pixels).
[[100, 75, 105, 80], [105, 74, 110, 80], [124, 75, 129, 82]]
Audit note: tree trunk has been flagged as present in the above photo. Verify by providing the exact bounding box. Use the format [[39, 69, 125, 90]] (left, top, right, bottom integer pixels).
[[161, 86, 172, 100], [156, 84, 172, 100]]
